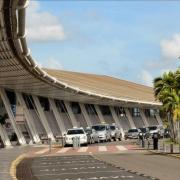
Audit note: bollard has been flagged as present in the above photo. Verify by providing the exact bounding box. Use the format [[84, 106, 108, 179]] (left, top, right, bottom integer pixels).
[[77, 137, 81, 147], [170, 143, 173, 154], [48, 138, 52, 153], [147, 139, 150, 149]]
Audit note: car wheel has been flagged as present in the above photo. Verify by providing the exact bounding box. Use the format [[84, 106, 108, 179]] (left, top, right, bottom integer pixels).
[[64, 144, 68, 147], [96, 138, 100, 143]]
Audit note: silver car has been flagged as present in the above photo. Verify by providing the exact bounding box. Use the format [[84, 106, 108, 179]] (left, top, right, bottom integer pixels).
[[110, 125, 122, 141], [125, 128, 141, 139], [92, 124, 111, 142], [85, 128, 99, 144]]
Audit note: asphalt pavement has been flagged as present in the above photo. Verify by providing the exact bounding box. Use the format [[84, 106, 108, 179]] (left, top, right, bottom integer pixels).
[[27, 155, 154, 180]]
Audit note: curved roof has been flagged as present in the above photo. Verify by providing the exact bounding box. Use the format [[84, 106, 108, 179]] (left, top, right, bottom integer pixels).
[[0, 0, 161, 107]]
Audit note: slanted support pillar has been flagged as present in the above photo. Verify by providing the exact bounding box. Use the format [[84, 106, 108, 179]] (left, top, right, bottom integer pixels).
[[125, 108, 136, 129], [49, 98, 66, 135], [109, 106, 125, 138], [32, 95, 55, 141], [94, 105, 105, 124], [64, 101, 78, 127], [0, 124, 11, 147], [0, 88, 26, 145], [140, 109, 149, 127], [16, 92, 41, 143], [155, 110, 163, 125], [79, 103, 92, 127]]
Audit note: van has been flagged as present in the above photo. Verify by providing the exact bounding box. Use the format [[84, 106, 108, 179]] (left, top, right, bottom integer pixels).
[[91, 124, 111, 142]]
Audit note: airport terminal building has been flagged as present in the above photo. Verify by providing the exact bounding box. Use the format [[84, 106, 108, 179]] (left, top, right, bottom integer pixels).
[[0, 0, 162, 146]]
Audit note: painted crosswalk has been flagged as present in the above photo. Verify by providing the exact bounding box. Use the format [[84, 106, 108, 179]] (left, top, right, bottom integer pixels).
[[57, 147, 71, 154], [34, 145, 139, 156], [116, 145, 127, 151], [98, 146, 107, 152], [35, 148, 49, 154], [78, 147, 89, 152]]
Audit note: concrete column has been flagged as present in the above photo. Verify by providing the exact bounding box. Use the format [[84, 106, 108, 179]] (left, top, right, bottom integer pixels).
[[125, 108, 136, 129], [64, 101, 78, 127], [32, 95, 55, 141], [0, 88, 26, 145], [49, 98, 66, 135], [94, 105, 105, 124], [0, 124, 11, 147], [109, 106, 125, 138], [16, 92, 41, 143], [79, 103, 92, 127], [140, 109, 149, 127], [155, 111, 163, 125]]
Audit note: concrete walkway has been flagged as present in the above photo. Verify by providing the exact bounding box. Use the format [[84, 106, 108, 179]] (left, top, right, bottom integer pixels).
[[95, 152, 180, 180], [0, 146, 31, 180]]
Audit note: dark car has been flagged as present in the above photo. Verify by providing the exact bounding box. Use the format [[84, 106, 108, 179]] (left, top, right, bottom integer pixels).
[[139, 127, 150, 139]]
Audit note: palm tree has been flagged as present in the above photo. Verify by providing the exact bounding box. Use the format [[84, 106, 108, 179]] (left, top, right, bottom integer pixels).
[[153, 69, 179, 141]]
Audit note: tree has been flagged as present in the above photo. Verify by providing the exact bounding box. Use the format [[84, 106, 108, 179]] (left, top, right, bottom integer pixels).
[[153, 68, 180, 141]]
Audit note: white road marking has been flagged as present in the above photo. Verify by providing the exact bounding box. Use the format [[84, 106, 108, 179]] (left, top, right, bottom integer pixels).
[[56, 147, 71, 154], [78, 147, 88, 152], [98, 146, 107, 152], [116, 145, 127, 151], [35, 148, 49, 154]]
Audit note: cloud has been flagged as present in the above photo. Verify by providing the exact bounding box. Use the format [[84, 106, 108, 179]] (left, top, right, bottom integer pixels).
[[38, 58, 64, 70], [26, 1, 66, 42], [138, 70, 153, 87], [160, 34, 180, 60], [39, 58, 64, 70]]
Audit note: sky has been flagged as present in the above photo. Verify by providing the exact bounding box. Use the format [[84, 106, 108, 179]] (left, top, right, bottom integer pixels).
[[27, 0, 180, 87]]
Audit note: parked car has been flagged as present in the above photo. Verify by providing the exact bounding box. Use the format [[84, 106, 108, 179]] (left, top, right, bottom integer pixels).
[[64, 127, 88, 146], [110, 124, 122, 141], [139, 127, 150, 139], [148, 125, 164, 138], [92, 124, 111, 142], [85, 128, 99, 144], [125, 128, 141, 139]]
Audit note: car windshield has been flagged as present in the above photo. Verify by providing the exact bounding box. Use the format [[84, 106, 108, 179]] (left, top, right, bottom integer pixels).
[[148, 126, 157, 131], [92, 125, 105, 131], [128, 129, 138, 133], [67, 129, 84, 135], [110, 126, 116, 130], [140, 128, 146, 133]]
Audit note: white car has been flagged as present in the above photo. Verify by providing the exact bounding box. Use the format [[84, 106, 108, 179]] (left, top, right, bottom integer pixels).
[[148, 125, 164, 138], [64, 128, 88, 146]]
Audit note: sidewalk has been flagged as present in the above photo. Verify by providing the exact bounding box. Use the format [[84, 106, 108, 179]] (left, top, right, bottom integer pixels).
[[95, 152, 180, 180], [0, 146, 32, 180], [138, 139, 180, 158]]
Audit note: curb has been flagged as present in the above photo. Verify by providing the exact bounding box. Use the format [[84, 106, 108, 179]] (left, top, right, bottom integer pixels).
[[9, 154, 27, 180], [91, 154, 160, 180], [148, 149, 180, 159]]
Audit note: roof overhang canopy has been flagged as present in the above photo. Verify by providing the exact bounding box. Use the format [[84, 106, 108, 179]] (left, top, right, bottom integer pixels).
[[0, 0, 162, 108]]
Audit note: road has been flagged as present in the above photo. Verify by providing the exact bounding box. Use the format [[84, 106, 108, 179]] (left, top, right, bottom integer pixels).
[[16, 140, 180, 180], [18, 155, 154, 180]]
